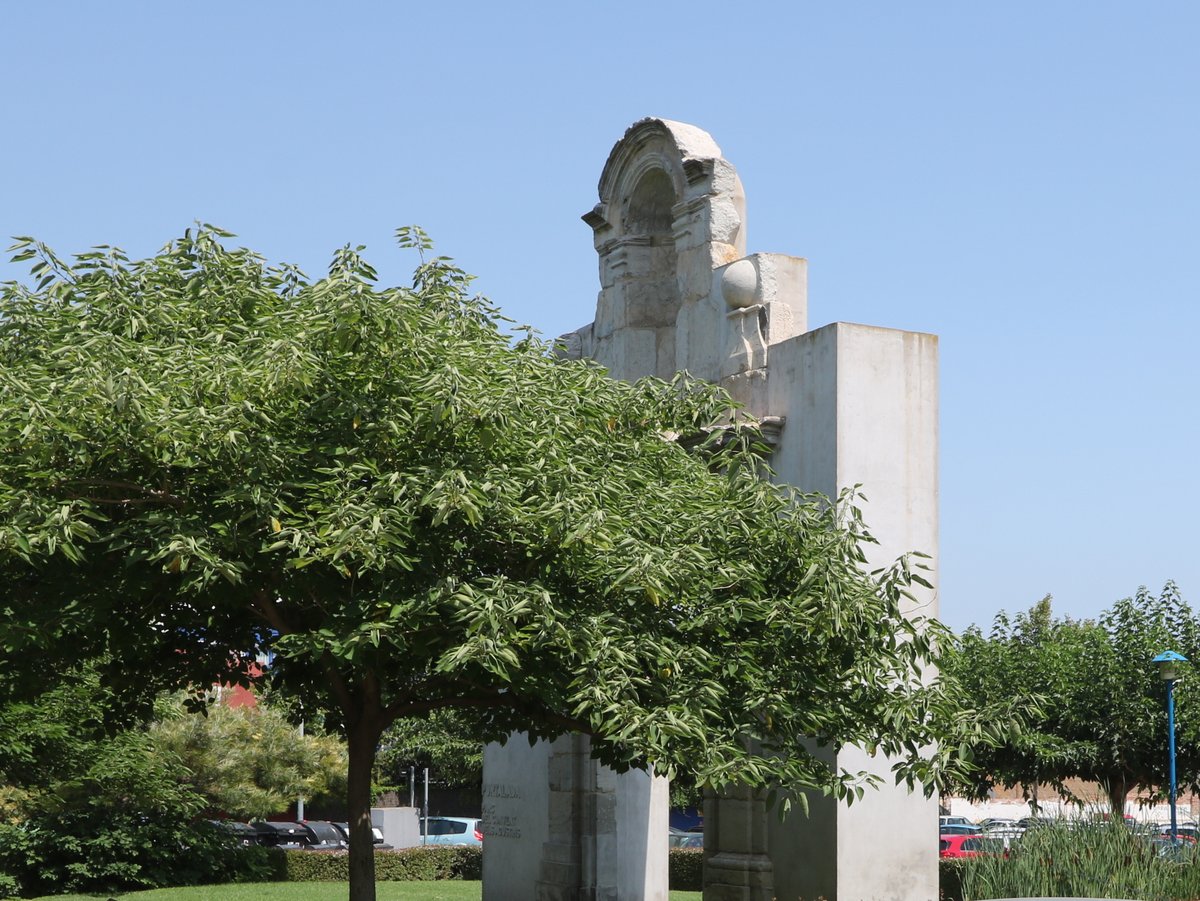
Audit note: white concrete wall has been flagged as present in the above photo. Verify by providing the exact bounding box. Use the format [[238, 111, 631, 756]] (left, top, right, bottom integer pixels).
[[481, 737, 550, 900], [612, 766, 669, 900], [371, 806, 420, 849], [481, 735, 668, 901], [948, 796, 1194, 824], [765, 322, 940, 901]]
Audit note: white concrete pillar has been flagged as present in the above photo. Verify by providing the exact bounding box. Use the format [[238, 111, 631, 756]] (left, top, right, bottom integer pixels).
[[761, 322, 940, 901]]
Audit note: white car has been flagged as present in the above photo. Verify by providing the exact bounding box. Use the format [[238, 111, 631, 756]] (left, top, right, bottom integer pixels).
[[939, 815, 973, 828]]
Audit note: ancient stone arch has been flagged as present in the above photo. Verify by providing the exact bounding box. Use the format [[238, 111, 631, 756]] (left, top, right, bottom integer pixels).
[[567, 119, 807, 422], [575, 118, 747, 382]]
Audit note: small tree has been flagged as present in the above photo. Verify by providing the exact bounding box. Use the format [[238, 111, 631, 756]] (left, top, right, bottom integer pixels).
[[0, 227, 967, 901], [151, 694, 347, 819], [945, 584, 1200, 813], [376, 709, 484, 795], [0, 664, 246, 895]]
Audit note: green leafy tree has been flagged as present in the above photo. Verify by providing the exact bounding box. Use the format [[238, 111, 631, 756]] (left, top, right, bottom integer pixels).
[[0, 664, 258, 895], [0, 227, 970, 901], [151, 694, 348, 819], [945, 584, 1200, 813], [376, 709, 485, 792]]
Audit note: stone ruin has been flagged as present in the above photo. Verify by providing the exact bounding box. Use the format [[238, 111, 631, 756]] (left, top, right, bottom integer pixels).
[[482, 118, 939, 901]]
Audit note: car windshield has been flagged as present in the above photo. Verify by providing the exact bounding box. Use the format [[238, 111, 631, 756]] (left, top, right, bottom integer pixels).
[[306, 822, 341, 842], [423, 818, 468, 835], [962, 838, 1006, 853]]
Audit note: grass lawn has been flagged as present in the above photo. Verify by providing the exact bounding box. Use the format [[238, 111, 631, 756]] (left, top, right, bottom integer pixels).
[[31, 883, 703, 901]]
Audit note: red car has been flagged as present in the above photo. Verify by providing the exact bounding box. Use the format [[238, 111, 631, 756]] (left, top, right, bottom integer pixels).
[[939, 834, 1007, 859]]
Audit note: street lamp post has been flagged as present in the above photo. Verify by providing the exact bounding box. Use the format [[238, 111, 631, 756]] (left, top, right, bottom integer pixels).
[[1154, 650, 1189, 844]]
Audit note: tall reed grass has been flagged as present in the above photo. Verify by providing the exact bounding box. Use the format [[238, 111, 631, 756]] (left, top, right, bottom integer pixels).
[[961, 816, 1200, 901]]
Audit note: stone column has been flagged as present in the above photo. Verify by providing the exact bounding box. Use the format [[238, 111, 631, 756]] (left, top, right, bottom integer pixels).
[[535, 735, 594, 899], [761, 322, 940, 901], [483, 734, 667, 901], [702, 784, 774, 901]]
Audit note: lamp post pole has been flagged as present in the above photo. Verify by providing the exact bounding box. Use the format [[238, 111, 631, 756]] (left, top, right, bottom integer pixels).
[[1154, 650, 1189, 845], [1167, 675, 1178, 843]]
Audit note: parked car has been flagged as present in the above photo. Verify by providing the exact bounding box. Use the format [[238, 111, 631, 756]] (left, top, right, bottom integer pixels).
[[979, 817, 1018, 832], [250, 821, 310, 848], [939, 815, 972, 827], [939, 834, 1007, 859], [332, 821, 393, 849], [1149, 833, 1199, 861], [1017, 816, 1053, 830], [939, 823, 983, 835], [669, 827, 703, 849], [421, 816, 483, 846], [300, 820, 348, 850], [1155, 822, 1200, 839], [207, 820, 259, 847]]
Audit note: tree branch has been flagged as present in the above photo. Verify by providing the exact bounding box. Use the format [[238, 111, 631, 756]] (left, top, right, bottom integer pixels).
[[59, 478, 186, 509], [383, 689, 592, 736]]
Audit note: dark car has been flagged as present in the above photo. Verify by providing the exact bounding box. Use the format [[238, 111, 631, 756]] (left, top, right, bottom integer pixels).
[[300, 820, 349, 851], [207, 820, 260, 847], [250, 821, 310, 848], [333, 821, 393, 849], [1017, 816, 1053, 830]]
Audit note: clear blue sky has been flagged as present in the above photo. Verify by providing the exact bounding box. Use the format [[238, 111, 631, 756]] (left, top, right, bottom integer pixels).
[[3, 1, 1197, 633]]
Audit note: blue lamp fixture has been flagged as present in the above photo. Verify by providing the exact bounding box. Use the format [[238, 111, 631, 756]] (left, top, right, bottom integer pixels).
[[1153, 650, 1189, 844]]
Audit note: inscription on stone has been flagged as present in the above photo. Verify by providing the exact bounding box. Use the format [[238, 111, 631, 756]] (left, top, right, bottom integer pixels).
[[480, 782, 522, 838]]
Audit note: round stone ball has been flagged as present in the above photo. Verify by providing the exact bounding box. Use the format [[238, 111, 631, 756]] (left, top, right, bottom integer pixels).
[[721, 259, 759, 308]]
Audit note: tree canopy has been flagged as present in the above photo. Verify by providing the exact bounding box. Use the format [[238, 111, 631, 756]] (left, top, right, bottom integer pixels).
[[944, 584, 1200, 813], [151, 692, 347, 820], [376, 709, 485, 793], [0, 227, 968, 899]]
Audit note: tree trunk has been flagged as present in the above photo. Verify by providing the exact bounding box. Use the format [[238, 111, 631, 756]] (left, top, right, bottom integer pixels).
[[1106, 774, 1129, 819], [347, 714, 383, 901]]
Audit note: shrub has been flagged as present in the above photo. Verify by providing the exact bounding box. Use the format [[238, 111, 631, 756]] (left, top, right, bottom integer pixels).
[[217, 843, 288, 884], [0, 818, 281, 896], [282, 846, 481, 882], [939, 857, 965, 901], [669, 848, 703, 892], [0, 673, 243, 897]]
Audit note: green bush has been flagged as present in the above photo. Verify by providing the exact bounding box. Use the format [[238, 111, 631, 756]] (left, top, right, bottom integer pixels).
[[0, 819, 281, 896], [229, 845, 288, 883], [939, 857, 965, 901], [282, 846, 481, 882], [0, 672, 264, 897], [669, 848, 703, 892]]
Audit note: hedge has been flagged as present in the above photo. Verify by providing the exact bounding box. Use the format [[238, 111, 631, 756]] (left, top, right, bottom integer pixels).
[[669, 848, 703, 891], [276, 846, 481, 882], [268, 846, 695, 889], [939, 858, 964, 901]]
